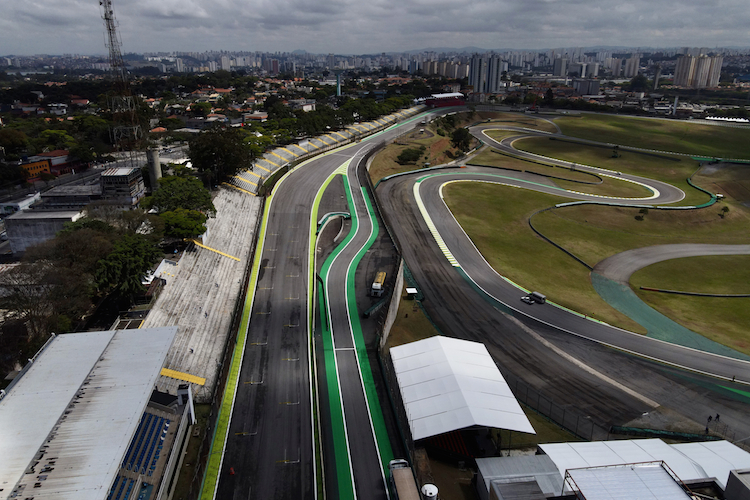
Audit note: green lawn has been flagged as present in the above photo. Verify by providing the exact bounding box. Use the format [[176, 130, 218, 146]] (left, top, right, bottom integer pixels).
[[387, 291, 441, 347], [469, 146, 652, 198], [442, 182, 645, 332], [484, 113, 559, 134], [630, 256, 750, 355], [513, 136, 711, 206], [554, 114, 750, 159], [442, 168, 750, 337]]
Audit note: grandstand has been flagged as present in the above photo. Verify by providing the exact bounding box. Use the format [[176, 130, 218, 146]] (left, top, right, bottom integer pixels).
[[229, 105, 425, 195], [424, 92, 466, 107], [0, 327, 196, 500], [141, 187, 262, 402], [143, 106, 425, 403]]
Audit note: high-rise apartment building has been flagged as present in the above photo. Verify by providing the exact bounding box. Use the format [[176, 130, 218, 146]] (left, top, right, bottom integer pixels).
[[220, 55, 231, 71], [553, 57, 568, 77], [674, 54, 723, 88], [707, 55, 723, 88], [469, 55, 507, 93], [623, 55, 640, 78]]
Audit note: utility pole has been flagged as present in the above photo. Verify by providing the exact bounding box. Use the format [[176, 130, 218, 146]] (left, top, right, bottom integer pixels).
[[99, 0, 142, 169]]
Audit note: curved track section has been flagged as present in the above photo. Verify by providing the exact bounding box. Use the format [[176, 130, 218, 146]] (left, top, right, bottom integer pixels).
[[594, 244, 750, 284], [378, 131, 750, 382], [472, 124, 686, 205]]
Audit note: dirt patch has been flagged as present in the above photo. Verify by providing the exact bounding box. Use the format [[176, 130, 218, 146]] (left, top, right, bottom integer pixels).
[[622, 406, 707, 434]]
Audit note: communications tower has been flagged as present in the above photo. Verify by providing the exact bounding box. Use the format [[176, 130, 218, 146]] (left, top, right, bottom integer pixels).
[[99, 0, 142, 168]]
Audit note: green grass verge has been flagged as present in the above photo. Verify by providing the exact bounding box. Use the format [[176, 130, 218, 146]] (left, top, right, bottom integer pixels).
[[513, 137, 711, 206], [387, 294, 441, 347], [442, 182, 646, 333], [483, 113, 560, 133], [553, 114, 750, 159], [172, 404, 212, 500], [630, 255, 750, 355], [534, 203, 750, 267], [469, 147, 652, 199]]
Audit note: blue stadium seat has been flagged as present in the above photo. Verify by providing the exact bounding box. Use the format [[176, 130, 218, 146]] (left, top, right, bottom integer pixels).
[[122, 414, 146, 468], [136, 416, 163, 474], [127, 414, 153, 469], [107, 475, 121, 500]]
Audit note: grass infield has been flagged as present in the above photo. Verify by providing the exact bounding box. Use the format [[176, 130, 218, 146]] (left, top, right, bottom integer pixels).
[[631, 255, 750, 355], [554, 114, 750, 160]]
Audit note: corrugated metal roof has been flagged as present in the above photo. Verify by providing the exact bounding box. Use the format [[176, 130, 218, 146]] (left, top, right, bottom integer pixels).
[[491, 479, 547, 500], [0, 327, 177, 500], [539, 438, 750, 491], [539, 440, 706, 485], [567, 463, 691, 500], [390, 336, 535, 441], [101, 167, 138, 176], [477, 455, 563, 497], [672, 441, 750, 489]]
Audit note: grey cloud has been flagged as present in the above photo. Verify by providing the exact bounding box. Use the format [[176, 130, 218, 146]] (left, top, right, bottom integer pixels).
[[0, 0, 748, 55]]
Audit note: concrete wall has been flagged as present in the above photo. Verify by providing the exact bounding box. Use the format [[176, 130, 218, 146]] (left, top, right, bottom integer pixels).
[[380, 258, 404, 349]]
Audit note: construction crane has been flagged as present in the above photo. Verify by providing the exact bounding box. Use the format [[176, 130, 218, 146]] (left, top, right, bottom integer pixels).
[[99, 0, 142, 168]]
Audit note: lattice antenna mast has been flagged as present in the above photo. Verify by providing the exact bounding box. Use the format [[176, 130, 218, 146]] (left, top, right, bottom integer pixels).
[[100, 0, 142, 163]]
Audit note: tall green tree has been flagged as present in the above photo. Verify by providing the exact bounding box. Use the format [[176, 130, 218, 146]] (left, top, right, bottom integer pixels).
[[161, 208, 208, 238], [143, 176, 215, 215], [188, 126, 254, 186], [96, 233, 161, 298], [450, 128, 472, 152]]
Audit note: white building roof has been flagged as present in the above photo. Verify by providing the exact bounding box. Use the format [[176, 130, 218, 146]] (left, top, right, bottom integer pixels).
[[540, 439, 750, 491], [101, 166, 138, 177], [671, 441, 750, 489], [390, 336, 535, 441], [566, 463, 691, 500], [430, 92, 464, 99], [0, 327, 177, 500]]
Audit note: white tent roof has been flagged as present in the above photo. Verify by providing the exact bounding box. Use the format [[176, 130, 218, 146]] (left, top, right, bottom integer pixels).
[[566, 463, 691, 500], [672, 441, 750, 489], [540, 439, 750, 490], [0, 327, 177, 500], [390, 336, 535, 441]]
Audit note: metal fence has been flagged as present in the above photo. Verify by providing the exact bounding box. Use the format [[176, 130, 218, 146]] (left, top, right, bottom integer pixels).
[[503, 371, 608, 441]]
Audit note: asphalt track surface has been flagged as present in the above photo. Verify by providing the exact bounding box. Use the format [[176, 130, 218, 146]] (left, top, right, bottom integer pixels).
[[593, 243, 750, 283], [379, 125, 750, 382], [376, 126, 750, 432], [400, 166, 750, 381], [216, 109, 444, 500]]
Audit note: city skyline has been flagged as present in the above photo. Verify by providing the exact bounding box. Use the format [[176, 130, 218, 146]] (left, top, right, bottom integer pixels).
[[1, 0, 749, 56]]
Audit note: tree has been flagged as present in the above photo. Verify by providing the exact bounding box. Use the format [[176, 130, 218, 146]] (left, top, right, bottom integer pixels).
[[143, 176, 215, 215], [96, 233, 161, 298], [0, 129, 29, 154], [629, 74, 649, 92], [544, 88, 554, 106], [189, 126, 254, 186], [191, 102, 212, 117], [161, 208, 208, 238], [35, 129, 77, 151], [396, 146, 426, 165], [0, 262, 56, 340], [450, 128, 472, 152]]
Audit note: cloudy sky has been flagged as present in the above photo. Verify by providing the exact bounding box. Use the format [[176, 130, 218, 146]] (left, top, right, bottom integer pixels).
[[1, 0, 748, 56]]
